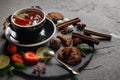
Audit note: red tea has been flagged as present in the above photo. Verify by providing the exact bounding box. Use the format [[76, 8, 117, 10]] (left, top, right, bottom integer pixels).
[[13, 11, 43, 26]]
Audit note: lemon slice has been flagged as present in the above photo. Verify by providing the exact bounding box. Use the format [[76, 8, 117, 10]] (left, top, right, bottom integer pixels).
[[0, 55, 10, 69], [36, 47, 52, 61]]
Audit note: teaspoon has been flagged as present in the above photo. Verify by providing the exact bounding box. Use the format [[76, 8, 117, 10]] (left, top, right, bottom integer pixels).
[[44, 50, 80, 75]]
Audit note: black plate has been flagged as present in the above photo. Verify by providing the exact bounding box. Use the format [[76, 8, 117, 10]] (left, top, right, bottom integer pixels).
[[4, 41, 94, 80], [4, 16, 94, 80], [5, 18, 56, 47]]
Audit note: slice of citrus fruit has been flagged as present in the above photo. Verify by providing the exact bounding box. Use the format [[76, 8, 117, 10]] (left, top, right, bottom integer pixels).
[[0, 55, 10, 69], [36, 47, 52, 61]]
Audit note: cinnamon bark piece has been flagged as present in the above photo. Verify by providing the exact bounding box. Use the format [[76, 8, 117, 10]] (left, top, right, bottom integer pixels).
[[77, 23, 86, 30], [57, 17, 81, 30], [72, 32, 100, 45], [61, 27, 68, 34], [72, 38, 82, 46], [84, 29, 112, 40], [57, 34, 72, 46]]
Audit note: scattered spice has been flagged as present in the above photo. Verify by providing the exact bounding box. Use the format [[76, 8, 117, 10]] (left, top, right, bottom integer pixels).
[[33, 64, 46, 75], [76, 23, 86, 30]]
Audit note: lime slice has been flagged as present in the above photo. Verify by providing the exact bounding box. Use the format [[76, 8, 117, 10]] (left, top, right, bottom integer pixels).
[[36, 47, 52, 61], [0, 55, 10, 69]]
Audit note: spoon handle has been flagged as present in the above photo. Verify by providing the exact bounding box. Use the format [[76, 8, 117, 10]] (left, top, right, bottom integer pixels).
[[54, 57, 80, 75]]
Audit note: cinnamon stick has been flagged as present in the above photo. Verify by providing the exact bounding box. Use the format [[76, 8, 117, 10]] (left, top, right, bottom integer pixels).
[[13, 15, 32, 23], [57, 17, 81, 30], [72, 32, 100, 45], [84, 29, 112, 40]]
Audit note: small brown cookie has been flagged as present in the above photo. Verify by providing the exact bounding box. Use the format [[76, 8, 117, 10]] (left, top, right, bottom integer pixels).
[[47, 12, 64, 22], [58, 46, 82, 65]]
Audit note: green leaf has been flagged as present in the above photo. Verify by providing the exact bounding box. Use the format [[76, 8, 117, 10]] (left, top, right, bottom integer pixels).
[[12, 63, 26, 71], [21, 52, 25, 55], [8, 66, 15, 76], [19, 13, 28, 18], [78, 49, 86, 57], [0, 65, 11, 77], [77, 43, 93, 55]]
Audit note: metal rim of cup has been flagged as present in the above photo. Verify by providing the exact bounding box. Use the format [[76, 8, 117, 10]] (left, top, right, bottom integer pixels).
[[10, 7, 46, 28]]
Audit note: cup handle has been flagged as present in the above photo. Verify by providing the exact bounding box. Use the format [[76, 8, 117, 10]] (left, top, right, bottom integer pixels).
[[5, 24, 19, 44], [4, 15, 17, 39]]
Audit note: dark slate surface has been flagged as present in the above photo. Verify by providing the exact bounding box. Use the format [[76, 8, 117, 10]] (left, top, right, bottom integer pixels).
[[1, 0, 120, 80]]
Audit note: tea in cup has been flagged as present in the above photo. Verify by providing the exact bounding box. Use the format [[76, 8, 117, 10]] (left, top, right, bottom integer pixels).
[[10, 7, 46, 37]]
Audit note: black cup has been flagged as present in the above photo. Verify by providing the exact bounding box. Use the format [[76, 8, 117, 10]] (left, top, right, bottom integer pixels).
[[10, 8, 46, 38]]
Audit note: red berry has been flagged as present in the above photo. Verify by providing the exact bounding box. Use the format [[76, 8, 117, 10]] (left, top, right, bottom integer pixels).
[[11, 53, 24, 64], [7, 44, 17, 54], [24, 51, 40, 62]]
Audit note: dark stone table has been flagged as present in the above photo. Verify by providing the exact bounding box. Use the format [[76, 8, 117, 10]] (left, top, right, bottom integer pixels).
[[1, 0, 120, 80]]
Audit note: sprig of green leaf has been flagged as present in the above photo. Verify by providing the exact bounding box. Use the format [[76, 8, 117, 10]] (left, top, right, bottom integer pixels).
[[19, 13, 28, 18], [0, 63, 26, 77], [0, 65, 11, 77], [77, 43, 93, 57], [12, 63, 26, 71]]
